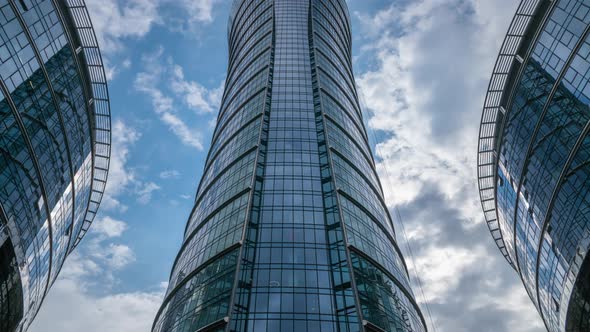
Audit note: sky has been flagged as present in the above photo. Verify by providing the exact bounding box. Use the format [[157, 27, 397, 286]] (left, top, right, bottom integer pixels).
[[28, 0, 546, 331]]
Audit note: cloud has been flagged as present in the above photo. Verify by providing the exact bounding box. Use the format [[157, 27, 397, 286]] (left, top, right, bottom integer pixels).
[[354, 0, 545, 331], [100, 119, 167, 209], [176, 0, 218, 24], [135, 47, 224, 150], [159, 169, 181, 179], [101, 120, 140, 212], [101, 243, 136, 269], [161, 0, 220, 34], [160, 112, 204, 149], [29, 212, 158, 332], [171, 64, 223, 114], [85, 0, 221, 54], [92, 216, 128, 238], [86, 0, 161, 53], [135, 182, 162, 204], [81, 217, 136, 273], [29, 253, 163, 332]]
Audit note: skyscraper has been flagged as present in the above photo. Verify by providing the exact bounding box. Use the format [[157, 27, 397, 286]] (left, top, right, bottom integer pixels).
[[153, 0, 427, 331], [0, 0, 111, 331], [478, 0, 590, 330]]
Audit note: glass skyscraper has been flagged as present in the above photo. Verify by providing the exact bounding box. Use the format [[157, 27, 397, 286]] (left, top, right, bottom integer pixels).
[[478, 0, 590, 330], [0, 0, 111, 331], [153, 1, 427, 331]]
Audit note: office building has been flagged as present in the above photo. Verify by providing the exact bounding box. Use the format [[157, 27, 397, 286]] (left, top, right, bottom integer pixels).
[[0, 0, 111, 330], [478, 0, 590, 330], [154, 0, 427, 331]]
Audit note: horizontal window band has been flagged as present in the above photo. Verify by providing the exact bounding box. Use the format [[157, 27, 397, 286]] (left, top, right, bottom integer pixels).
[[195, 146, 259, 204], [348, 245, 428, 330], [154, 244, 241, 331]]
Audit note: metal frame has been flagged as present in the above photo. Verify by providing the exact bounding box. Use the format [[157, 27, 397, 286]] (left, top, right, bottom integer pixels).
[[62, 0, 112, 248], [476, 0, 541, 269]]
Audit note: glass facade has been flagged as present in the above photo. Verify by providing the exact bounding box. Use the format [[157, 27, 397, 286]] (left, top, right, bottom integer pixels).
[[153, 0, 427, 331], [0, 0, 111, 331], [478, 0, 590, 331]]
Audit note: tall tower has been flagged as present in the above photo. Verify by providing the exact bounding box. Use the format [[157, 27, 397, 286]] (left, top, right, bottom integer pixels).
[[154, 1, 426, 331], [478, 0, 590, 330], [0, 0, 111, 331]]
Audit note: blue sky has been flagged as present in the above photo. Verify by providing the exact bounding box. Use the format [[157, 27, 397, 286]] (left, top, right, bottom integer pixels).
[[28, 0, 545, 331]]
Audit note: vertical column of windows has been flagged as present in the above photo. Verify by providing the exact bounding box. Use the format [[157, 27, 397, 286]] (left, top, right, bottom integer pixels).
[[232, 1, 346, 331], [0, 0, 66, 320], [519, 40, 590, 310], [152, 250, 240, 332], [10, 0, 84, 286], [539, 132, 590, 330], [309, 1, 362, 330], [498, 1, 590, 279], [16, 0, 94, 265], [492, 1, 590, 330], [153, 2, 275, 332], [311, 0, 426, 330], [499, 60, 556, 280], [0, 0, 108, 329]]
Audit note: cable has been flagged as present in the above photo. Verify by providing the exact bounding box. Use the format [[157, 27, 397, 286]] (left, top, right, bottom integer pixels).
[[357, 84, 438, 332]]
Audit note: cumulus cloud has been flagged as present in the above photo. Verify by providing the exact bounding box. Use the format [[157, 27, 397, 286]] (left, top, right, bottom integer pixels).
[[86, 0, 161, 53], [92, 216, 128, 238], [80, 217, 136, 274], [175, 0, 219, 24], [101, 243, 137, 270], [29, 212, 160, 332], [84, 0, 222, 80], [354, 0, 545, 331], [86, 0, 220, 53], [29, 253, 163, 332]]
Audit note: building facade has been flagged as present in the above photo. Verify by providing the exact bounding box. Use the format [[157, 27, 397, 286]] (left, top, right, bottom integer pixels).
[[153, 0, 427, 331], [0, 0, 111, 331], [478, 0, 590, 330]]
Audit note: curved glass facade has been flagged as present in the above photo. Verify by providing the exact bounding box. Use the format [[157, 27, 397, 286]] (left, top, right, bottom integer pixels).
[[478, 0, 590, 330], [153, 0, 427, 331], [0, 0, 111, 331]]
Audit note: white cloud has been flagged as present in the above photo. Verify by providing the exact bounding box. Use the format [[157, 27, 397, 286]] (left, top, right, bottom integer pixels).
[[161, 0, 220, 34], [171, 64, 223, 114], [29, 212, 155, 332], [91, 216, 128, 238], [86, 0, 161, 53], [177, 0, 218, 24], [356, 0, 518, 220], [355, 0, 545, 331], [85, 0, 221, 54], [161, 112, 204, 149], [101, 120, 140, 212], [412, 245, 480, 302], [159, 169, 181, 179], [136, 182, 162, 204], [81, 218, 136, 273], [102, 243, 136, 269], [29, 254, 163, 332], [134, 47, 225, 150], [100, 119, 167, 209]]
